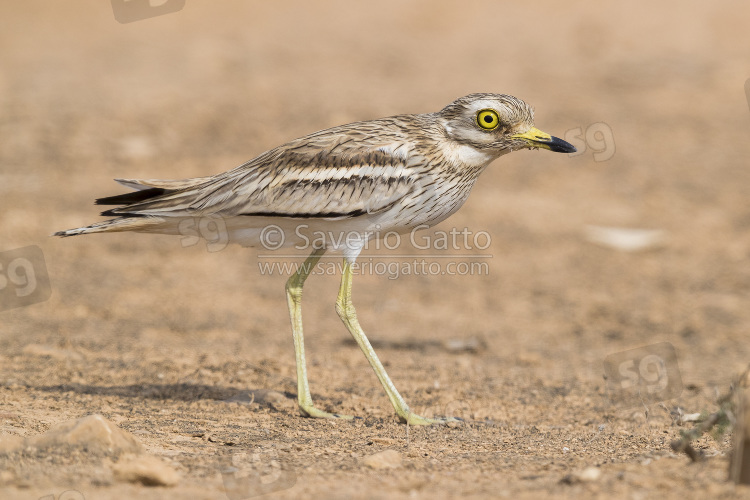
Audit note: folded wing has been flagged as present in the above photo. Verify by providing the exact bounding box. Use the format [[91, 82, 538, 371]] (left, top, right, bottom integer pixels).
[[100, 120, 420, 220]]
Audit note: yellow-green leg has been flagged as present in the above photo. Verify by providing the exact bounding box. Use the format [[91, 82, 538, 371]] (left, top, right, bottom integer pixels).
[[286, 248, 352, 420], [335, 259, 459, 425]]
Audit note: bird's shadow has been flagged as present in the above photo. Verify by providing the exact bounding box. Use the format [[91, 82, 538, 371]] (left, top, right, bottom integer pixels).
[[36, 382, 295, 407]]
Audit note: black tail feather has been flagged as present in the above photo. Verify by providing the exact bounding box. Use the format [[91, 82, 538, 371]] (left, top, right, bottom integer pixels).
[[99, 209, 146, 217], [96, 187, 168, 216], [95, 187, 167, 206]]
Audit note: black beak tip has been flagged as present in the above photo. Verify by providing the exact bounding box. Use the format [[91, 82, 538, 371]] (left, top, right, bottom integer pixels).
[[547, 135, 577, 154]]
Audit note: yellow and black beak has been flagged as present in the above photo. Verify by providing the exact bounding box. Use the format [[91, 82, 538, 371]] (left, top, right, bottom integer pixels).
[[511, 127, 577, 153]]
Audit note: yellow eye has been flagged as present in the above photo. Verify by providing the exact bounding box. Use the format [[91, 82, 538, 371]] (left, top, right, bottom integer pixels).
[[476, 109, 500, 130]]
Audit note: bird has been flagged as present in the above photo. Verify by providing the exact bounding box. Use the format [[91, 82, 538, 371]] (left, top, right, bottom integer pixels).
[[55, 93, 576, 425]]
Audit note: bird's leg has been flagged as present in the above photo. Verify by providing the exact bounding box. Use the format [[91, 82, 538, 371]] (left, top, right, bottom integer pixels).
[[286, 247, 353, 420], [335, 259, 459, 425]]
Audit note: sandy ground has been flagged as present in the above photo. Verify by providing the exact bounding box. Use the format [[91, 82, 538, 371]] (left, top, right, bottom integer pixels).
[[1, 1, 750, 498]]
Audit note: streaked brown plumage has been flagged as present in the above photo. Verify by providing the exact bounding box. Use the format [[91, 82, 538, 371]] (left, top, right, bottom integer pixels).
[[56, 93, 576, 424]]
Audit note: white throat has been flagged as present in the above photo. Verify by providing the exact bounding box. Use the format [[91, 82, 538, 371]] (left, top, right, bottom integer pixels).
[[438, 138, 500, 170]]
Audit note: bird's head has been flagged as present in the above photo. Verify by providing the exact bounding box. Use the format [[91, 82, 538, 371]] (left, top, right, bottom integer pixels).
[[436, 93, 576, 158]]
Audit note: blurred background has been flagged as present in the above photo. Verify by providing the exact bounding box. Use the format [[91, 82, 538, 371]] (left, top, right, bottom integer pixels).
[[0, 1, 749, 497]]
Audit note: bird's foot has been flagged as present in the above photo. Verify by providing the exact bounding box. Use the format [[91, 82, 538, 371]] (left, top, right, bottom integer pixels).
[[299, 404, 355, 420], [398, 411, 464, 426]]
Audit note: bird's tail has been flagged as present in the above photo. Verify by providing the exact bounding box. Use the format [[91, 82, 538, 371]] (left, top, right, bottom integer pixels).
[[53, 215, 166, 237], [53, 176, 208, 238]]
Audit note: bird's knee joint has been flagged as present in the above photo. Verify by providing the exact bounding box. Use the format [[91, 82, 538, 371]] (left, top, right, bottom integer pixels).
[[335, 299, 350, 318], [335, 299, 355, 320], [286, 282, 303, 302]]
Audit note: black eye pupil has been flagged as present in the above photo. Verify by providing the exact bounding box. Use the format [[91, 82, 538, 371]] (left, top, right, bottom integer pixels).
[[483, 116, 493, 124]]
